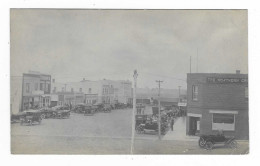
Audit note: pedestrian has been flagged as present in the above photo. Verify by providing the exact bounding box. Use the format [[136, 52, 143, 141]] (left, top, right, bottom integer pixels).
[[170, 117, 174, 131]]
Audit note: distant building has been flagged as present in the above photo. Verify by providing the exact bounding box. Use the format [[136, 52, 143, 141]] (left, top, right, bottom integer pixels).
[[51, 78, 132, 105], [21, 71, 51, 111], [50, 91, 84, 107], [186, 71, 248, 139]]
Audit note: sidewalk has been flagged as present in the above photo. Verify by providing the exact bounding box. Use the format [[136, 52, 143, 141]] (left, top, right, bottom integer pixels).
[[163, 116, 199, 141]]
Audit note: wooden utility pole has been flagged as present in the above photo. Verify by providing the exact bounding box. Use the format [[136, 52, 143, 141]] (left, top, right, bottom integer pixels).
[[131, 70, 138, 154], [156, 80, 163, 140]]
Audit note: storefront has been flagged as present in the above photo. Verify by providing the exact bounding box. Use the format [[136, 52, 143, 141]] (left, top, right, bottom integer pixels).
[[186, 72, 248, 139]]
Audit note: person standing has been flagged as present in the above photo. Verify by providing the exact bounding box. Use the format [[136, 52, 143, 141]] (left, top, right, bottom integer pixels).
[[170, 117, 175, 131]]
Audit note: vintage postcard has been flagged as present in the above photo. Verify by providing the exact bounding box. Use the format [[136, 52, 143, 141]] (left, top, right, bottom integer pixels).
[[10, 9, 248, 154]]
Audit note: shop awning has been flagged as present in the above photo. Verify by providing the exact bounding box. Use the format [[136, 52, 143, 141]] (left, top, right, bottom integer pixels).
[[187, 113, 202, 117], [209, 110, 238, 114]]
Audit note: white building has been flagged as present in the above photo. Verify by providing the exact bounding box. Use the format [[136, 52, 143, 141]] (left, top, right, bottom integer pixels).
[[51, 78, 132, 104]]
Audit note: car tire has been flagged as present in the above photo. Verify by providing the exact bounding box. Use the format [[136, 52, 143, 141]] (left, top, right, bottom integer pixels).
[[41, 114, 45, 119], [229, 140, 238, 149], [198, 138, 206, 148], [205, 141, 213, 150]]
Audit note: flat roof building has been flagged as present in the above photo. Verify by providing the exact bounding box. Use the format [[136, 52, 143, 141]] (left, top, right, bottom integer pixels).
[[186, 71, 248, 139]]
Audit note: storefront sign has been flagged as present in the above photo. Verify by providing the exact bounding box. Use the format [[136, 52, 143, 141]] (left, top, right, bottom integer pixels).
[[178, 102, 187, 107], [207, 77, 248, 84]]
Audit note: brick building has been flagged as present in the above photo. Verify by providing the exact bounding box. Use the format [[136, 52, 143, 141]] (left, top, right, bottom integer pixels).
[[186, 71, 248, 139]]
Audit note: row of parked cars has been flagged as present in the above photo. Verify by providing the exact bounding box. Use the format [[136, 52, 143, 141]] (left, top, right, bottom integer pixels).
[[11, 106, 71, 125], [11, 102, 132, 126], [71, 102, 131, 116]]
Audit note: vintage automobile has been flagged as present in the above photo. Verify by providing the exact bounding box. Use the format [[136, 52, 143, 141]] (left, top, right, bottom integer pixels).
[[11, 112, 26, 123], [83, 105, 95, 116], [114, 103, 127, 109], [52, 106, 71, 119], [102, 104, 112, 113], [136, 115, 168, 135], [198, 132, 238, 150], [72, 103, 86, 113], [39, 107, 55, 119], [20, 110, 42, 125], [135, 114, 148, 131], [92, 103, 104, 112]]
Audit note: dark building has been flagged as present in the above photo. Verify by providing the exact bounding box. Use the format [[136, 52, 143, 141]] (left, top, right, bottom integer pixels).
[[186, 71, 248, 139]]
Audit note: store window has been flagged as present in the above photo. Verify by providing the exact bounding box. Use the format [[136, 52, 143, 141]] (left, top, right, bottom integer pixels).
[[212, 113, 235, 131], [192, 85, 198, 101]]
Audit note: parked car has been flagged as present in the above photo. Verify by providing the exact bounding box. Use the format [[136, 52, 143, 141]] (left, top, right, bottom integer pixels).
[[52, 106, 70, 119], [11, 112, 26, 123], [39, 107, 55, 119], [198, 132, 238, 150], [83, 105, 94, 116], [72, 103, 86, 113], [136, 115, 168, 135], [20, 110, 42, 125], [102, 104, 112, 113]]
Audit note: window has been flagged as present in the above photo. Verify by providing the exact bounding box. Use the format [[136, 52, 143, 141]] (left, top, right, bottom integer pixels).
[[212, 113, 235, 131], [62, 87, 65, 92], [48, 84, 51, 92], [71, 88, 74, 92], [40, 83, 44, 91], [26, 83, 30, 93], [79, 88, 82, 92], [35, 83, 38, 91], [53, 87, 56, 93], [89, 88, 91, 94], [192, 85, 198, 101], [245, 87, 248, 101]]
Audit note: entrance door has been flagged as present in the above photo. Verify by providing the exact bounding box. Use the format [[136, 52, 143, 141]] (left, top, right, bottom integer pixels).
[[189, 117, 200, 135]]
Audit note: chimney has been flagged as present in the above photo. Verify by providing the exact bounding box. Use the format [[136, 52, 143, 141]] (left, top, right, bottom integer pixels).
[[236, 70, 240, 74]]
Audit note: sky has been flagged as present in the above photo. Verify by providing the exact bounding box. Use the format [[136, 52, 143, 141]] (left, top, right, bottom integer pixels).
[[10, 9, 248, 89]]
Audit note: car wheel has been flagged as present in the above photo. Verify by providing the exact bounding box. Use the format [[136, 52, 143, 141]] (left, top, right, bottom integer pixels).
[[205, 141, 213, 150], [229, 140, 238, 149], [41, 114, 45, 119], [198, 138, 206, 148]]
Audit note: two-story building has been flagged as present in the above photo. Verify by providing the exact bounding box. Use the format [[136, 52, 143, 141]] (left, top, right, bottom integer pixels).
[[21, 71, 51, 110], [51, 78, 132, 105], [186, 71, 248, 139]]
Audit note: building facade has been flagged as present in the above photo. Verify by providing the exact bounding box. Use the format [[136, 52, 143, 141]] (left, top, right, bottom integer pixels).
[[21, 72, 51, 111], [51, 78, 132, 105], [186, 72, 248, 139]]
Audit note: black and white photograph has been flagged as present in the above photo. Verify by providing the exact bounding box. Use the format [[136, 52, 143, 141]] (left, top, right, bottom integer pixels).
[[10, 9, 249, 155]]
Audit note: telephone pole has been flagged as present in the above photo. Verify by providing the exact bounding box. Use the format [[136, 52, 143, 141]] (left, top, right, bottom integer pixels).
[[131, 70, 138, 154], [156, 80, 163, 140]]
